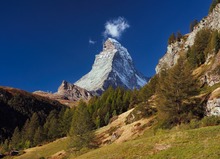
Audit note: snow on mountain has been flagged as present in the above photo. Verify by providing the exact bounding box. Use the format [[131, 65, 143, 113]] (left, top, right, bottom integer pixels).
[[74, 38, 148, 95]]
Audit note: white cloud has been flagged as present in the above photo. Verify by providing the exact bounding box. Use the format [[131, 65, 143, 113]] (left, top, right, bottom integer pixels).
[[104, 17, 130, 39], [89, 39, 96, 44]]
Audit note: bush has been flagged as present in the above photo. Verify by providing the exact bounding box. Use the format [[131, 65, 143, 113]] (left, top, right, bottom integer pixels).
[[200, 116, 220, 127], [125, 103, 156, 124]]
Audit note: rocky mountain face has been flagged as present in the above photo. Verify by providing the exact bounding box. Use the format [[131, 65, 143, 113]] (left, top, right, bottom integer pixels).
[[56, 80, 93, 101], [74, 38, 148, 95], [34, 81, 92, 106], [156, 4, 220, 74], [156, 4, 220, 116]]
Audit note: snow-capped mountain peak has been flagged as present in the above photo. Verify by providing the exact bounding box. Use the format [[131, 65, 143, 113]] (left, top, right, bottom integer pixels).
[[74, 38, 148, 95]]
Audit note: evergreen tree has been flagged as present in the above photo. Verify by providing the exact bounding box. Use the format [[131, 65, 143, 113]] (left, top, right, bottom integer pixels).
[[44, 110, 61, 140], [156, 57, 203, 128], [190, 20, 198, 32], [139, 75, 158, 102], [212, 30, 220, 54], [27, 113, 40, 144], [69, 101, 94, 150], [95, 116, 101, 128], [33, 126, 44, 146], [104, 112, 110, 125], [61, 108, 73, 135], [187, 46, 197, 68], [168, 33, 176, 45], [176, 31, 183, 42], [194, 29, 211, 65], [2, 139, 9, 152], [11, 127, 21, 149]]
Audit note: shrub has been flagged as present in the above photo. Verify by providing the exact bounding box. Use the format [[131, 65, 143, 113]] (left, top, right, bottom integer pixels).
[[125, 103, 156, 124], [200, 116, 220, 127]]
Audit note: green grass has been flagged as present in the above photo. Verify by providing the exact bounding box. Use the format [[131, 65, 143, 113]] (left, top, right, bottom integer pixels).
[[15, 137, 69, 159], [14, 124, 220, 159], [74, 125, 220, 159]]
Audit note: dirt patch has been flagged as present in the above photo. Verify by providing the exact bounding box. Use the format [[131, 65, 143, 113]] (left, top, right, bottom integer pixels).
[[154, 144, 171, 151], [49, 150, 66, 159], [95, 108, 155, 146]]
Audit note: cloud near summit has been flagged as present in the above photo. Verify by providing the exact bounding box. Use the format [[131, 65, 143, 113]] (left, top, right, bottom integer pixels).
[[104, 17, 130, 39]]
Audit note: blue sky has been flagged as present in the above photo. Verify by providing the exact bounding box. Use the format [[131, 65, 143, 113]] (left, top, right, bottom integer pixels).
[[0, 0, 212, 92]]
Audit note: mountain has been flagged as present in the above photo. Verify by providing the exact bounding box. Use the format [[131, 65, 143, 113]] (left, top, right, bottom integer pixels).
[[0, 86, 66, 142], [156, 3, 220, 78], [156, 4, 220, 116], [74, 38, 148, 95], [34, 81, 93, 107], [56, 80, 93, 101]]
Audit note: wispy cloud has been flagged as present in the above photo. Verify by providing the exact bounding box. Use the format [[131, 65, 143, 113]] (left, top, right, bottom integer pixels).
[[89, 39, 96, 44], [103, 17, 130, 39]]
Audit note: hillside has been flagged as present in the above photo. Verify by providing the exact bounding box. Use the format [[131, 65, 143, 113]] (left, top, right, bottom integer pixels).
[[75, 125, 220, 159], [15, 114, 220, 159], [0, 86, 66, 142], [15, 108, 154, 159]]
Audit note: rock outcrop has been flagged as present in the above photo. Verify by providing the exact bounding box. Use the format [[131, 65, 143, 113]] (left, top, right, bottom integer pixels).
[[34, 81, 93, 106], [156, 4, 220, 74], [206, 88, 220, 116], [56, 80, 93, 101], [74, 38, 148, 95]]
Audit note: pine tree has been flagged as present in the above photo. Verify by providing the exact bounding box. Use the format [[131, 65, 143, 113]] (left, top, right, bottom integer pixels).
[[168, 33, 176, 45], [156, 57, 203, 128], [11, 127, 21, 149], [27, 113, 40, 144], [95, 116, 101, 128], [187, 46, 197, 68], [33, 126, 44, 146], [104, 112, 110, 125], [190, 20, 198, 32], [176, 31, 183, 42], [194, 29, 211, 65], [44, 110, 61, 140], [69, 101, 94, 150], [212, 30, 220, 54], [2, 139, 9, 152], [139, 75, 158, 102], [61, 108, 73, 135]]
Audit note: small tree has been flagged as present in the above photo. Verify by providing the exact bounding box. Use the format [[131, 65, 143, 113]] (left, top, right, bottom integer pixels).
[[69, 101, 94, 150], [190, 20, 198, 32], [194, 29, 212, 65], [33, 126, 44, 146], [168, 33, 176, 45], [176, 31, 183, 42], [104, 112, 110, 125], [11, 127, 21, 149]]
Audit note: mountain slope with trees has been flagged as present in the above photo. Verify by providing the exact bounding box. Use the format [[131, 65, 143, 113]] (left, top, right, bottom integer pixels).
[[0, 86, 66, 145]]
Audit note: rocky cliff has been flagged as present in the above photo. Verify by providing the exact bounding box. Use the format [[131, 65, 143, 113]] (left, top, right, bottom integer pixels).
[[156, 4, 220, 74], [56, 80, 93, 101]]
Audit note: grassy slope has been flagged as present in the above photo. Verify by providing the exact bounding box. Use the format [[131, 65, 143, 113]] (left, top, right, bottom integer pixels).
[[15, 114, 220, 159], [15, 138, 69, 159], [75, 125, 220, 159]]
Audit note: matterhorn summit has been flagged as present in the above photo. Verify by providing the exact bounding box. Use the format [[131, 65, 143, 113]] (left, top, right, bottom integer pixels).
[[74, 38, 148, 94]]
